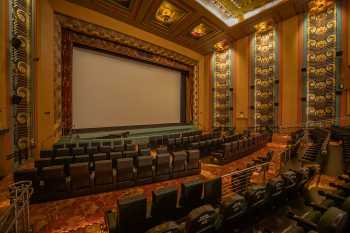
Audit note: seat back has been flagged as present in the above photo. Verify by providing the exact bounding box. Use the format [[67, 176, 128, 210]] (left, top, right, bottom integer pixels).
[[145, 222, 181, 233], [117, 158, 134, 182], [42, 165, 66, 192], [136, 156, 153, 179], [156, 153, 170, 176], [180, 180, 203, 210], [187, 149, 200, 170], [203, 177, 222, 205], [151, 187, 178, 221], [95, 160, 113, 185], [117, 194, 147, 233], [185, 205, 217, 233], [172, 151, 187, 172], [220, 194, 247, 221], [70, 162, 91, 191]]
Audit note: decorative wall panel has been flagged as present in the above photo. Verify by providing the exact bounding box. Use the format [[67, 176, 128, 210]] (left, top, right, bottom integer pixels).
[[9, 0, 34, 160], [212, 49, 232, 128], [251, 28, 279, 129], [304, 2, 338, 125]]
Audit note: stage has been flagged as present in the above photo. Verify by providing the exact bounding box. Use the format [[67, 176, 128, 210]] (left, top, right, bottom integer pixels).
[[57, 123, 199, 145]]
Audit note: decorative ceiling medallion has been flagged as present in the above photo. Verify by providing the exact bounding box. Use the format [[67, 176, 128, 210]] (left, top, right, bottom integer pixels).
[[155, 0, 186, 26], [196, 0, 283, 26], [105, 0, 132, 9], [254, 21, 273, 33], [308, 0, 334, 14], [214, 40, 230, 52], [190, 23, 213, 39]]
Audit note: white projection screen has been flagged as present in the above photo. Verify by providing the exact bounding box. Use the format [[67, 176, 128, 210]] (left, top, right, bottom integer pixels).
[[72, 47, 183, 129]]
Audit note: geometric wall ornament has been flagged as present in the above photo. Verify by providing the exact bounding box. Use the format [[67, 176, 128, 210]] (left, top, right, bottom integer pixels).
[[9, 0, 34, 161], [304, 1, 338, 126], [251, 26, 279, 130], [211, 48, 233, 129]]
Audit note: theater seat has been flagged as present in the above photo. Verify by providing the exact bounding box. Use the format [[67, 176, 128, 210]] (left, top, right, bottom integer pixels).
[[70, 162, 92, 195], [93, 153, 107, 162], [100, 145, 111, 155], [123, 150, 137, 159], [156, 146, 168, 154], [41, 165, 67, 199], [94, 160, 114, 192], [55, 148, 70, 157], [172, 151, 187, 178], [139, 148, 151, 156], [180, 180, 204, 212], [203, 177, 222, 206], [73, 154, 89, 163], [186, 149, 200, 176], [151, 187, 178, 222], [72, 147, 85, 156], [185, 204, 218, 233], [112, 144, 124, 152], [87, 146, 98, 155], [145, 222, 181, 233], [155, 153, 171, 181], [110, 151, 123, 161], [117, 194, 147, 233], [116, 158, 135, 188], [212, 143, 232, 163], [220, 194, 247, 223], [245, 185, 268, 210], [136, 155, 153, 184]]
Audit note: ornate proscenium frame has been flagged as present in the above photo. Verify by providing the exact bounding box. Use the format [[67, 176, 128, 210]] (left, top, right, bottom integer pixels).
[[56, 14, 200, 135]]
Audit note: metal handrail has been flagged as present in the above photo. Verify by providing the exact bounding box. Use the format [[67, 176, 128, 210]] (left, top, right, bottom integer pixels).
[[0, 181, 33, 233]]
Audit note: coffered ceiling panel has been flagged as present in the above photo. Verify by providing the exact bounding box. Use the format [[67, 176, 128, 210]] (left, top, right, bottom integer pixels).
[[140, 0, 193, 34], [67, 0, 308, 54]]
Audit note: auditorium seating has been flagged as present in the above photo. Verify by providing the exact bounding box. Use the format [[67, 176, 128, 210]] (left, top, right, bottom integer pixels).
[[180, 180, 204, 212], [94, 160, 114, 192], [154, 153, 171, 181], [136, 155, 154, 184], [15, 129, 273, 202], [151, 187, 178, 222], [70, 162, 92, 195], [172, 151, 187, 178], [117, 194, 148, 233], [116, 158, 135, 188], [105, 165, 318, 233], [212, 133, 270, 164]]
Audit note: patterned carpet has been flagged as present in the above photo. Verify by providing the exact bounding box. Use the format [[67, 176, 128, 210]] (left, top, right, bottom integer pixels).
[[0, 146, 285, 233]]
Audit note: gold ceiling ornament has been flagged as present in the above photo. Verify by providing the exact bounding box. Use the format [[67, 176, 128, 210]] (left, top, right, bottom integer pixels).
[[308, 0, 334, 14], [155, 1, 186, 26], [254, 21, 273, 33], [214, 40, 230, 52], [191, 23, 210, 39], [210, 0, 275, 21]]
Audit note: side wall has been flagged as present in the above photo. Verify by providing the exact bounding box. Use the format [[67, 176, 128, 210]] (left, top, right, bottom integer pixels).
[[0, 0, 13, 176]]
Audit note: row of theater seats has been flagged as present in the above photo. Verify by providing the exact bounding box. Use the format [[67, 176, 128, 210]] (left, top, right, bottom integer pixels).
[[47, 130, 204, 157], [14, 149, 201, 202], [211, 133, 270, 164], [286, 172, 350, 233], [105, 167, 317, 233]]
